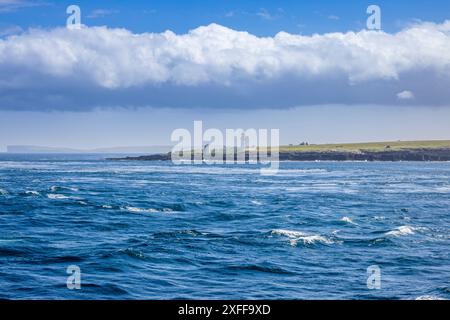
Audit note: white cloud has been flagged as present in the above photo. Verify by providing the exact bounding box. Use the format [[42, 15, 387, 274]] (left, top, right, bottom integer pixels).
[[0, 21, 449, 110], [397, 90, 415, 100]]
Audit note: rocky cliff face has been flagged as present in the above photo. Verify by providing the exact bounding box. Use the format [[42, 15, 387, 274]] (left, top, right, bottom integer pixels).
[[278, 149, 450, 161]]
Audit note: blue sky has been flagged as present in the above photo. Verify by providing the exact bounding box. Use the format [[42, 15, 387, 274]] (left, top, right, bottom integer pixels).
[[2, 0, 450, 35], [0, 0, 449, 151]]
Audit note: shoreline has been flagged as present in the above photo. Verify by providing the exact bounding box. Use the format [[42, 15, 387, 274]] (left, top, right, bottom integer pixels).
[[108, 148, 450, 162]]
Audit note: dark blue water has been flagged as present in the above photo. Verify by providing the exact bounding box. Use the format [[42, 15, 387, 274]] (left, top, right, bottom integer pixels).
[[0, 154, 449, 300]]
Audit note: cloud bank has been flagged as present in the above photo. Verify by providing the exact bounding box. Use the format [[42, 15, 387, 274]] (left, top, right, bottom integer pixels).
[[0, 21, 450, 111]]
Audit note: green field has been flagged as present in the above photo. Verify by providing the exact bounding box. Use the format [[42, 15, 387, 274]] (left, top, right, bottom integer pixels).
[[279, 140, 450, 153]]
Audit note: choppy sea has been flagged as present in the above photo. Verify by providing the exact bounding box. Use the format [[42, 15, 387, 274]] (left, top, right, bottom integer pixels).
[[0, 154, 449, 299]]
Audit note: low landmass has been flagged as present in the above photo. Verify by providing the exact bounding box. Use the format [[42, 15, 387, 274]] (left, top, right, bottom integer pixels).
[[108, 140, 450, 162], [6, 145, 172, 154]]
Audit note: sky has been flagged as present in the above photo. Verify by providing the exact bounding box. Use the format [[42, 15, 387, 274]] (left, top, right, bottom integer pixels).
[[0, 0, 449, 151]]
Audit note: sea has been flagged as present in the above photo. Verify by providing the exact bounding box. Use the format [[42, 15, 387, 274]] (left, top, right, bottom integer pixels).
[[0, 154, 449, 300]]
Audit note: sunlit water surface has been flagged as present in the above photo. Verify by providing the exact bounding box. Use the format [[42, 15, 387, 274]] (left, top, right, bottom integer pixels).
[[0, 154, 449, 299]]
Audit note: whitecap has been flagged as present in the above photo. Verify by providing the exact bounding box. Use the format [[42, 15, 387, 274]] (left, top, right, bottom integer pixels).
[[50, 186, 79, 192], [271, 229, 307, 238], [271, 229, 335, 246], [415, 295, 445, 300], [251, 200, 263, 206], [297, 235, 334, 246], [123, 206, 159, 213], [101, 205, 113, 209], [0, 188, 8, 195], [25, 190, 40, 196], [385, 226, 425, 237], [47, 194, 69, 200], [341, 216, 356, 224]]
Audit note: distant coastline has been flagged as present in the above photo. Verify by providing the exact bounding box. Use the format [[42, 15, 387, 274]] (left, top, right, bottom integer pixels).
[[108, 140, 450, 162], [6, 145, 172, 154]]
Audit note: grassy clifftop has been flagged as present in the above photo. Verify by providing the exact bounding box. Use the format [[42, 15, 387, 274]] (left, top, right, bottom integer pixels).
[[109, 140, 450, 161], [279, 140, 450, 153]]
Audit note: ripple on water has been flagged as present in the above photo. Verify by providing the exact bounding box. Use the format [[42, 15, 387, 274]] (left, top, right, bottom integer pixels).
[[151, 230, 205, 238], [119, 248, 146, 260], [226, 263, 294, 275]]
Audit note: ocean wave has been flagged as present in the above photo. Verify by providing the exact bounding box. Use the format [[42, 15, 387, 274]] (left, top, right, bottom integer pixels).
[[251, 200, 263, 206], [271, 229, 306, 238], [382, 185, 450, 194], [284, 184, 358, 194], [25, 190, 40, 196], [50, 186, 79, 192], [385, 226, 426, 237], [43, 165, 328, 176], [271, 229, 336, 246], [0, 162, 58, 170], [0, 188, 8, 196], [47, 194, 70, 200], [120, 248, 146, 260], [415, 295, 445, 300], [226, 264, 294, 275], [123, 202, 184, 213], [124, 206, 159, 213], [276, 169, 328, 175], [151, 229, 206, 239], [341, 216, 356, 224], [123, 206, 176, 214]]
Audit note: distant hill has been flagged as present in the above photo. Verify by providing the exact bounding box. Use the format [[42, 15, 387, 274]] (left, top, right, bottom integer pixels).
[[6, 145, 172, 154], [279, 140, 450, 153]]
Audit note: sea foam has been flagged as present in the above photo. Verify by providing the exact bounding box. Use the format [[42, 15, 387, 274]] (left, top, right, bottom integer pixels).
[[271, 229, 335, 246], [50, 186, 79, 192], [124, 206, 158, 213], [123, 206, 174, 213], [341, 216, 356, 224], [385, 226, 425, 237], [47, 194, 70, 200], [415, 295, 445, 300], [25, 190, 40, 196]]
